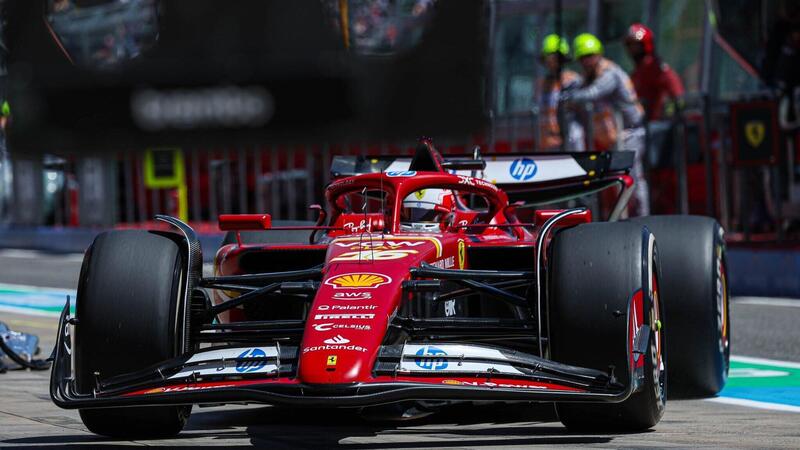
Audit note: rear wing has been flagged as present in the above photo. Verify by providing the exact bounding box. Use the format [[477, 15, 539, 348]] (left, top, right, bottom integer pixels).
[[330, 151, 635, 206]]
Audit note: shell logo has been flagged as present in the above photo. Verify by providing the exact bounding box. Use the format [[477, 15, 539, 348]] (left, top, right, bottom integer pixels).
[[325, 272, 392, 289]]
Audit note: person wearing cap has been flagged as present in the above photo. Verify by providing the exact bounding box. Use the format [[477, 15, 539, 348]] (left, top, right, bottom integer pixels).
[[625, 23, 684, 122], [534, 34, 584, 151], [560, 33, 649, 216]]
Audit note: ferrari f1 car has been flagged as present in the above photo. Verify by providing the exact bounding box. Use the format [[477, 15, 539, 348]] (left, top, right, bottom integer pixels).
[[50, 141, 730, 437]]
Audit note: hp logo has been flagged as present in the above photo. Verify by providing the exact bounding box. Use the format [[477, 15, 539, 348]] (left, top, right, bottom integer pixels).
[[236, 348, 267, 373], [509, 158, 538, 181], [414, 346, 448, 370], [386, 170, 417, 177]]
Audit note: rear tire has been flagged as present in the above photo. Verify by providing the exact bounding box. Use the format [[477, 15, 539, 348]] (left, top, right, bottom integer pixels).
[[550, 222, 666, 431], [75, 230, 191, 438], [629, 215, 729, 398]]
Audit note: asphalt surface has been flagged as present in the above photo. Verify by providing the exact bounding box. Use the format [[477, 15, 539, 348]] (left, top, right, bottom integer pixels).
[[1, 250, 800, 448], [0, 249, 83, 289]]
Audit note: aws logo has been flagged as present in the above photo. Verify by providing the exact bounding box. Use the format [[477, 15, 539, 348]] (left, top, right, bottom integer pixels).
[[324, 273, 392, 289]]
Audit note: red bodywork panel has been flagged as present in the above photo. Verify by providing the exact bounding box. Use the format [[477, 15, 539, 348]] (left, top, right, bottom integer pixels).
[[219, 214, 272, 231], [213, 170, 594, 386], [300, 233, 465, 384], [49, 149, 641, 411]]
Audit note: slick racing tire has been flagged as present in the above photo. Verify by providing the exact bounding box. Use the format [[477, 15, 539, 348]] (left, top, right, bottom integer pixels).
[[630, 215, 729, 398], [75, 230, 191, 438], [550, 222, 666, 431]]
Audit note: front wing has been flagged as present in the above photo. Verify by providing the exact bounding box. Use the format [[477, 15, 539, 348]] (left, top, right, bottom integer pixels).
[[50, 302, 634, 409]]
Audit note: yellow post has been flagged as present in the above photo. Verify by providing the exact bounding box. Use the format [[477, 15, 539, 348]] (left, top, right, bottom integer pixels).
[[177, 182, 189, 223], [144, 148, 188, 222]]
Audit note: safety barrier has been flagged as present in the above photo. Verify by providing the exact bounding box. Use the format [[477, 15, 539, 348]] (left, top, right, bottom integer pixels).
[[0, 93, 796, 244]]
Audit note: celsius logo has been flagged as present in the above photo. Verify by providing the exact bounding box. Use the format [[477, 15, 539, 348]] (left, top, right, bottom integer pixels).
[[324, 335, 350, 344], [235, 348, 267, 373], [509, 158, 538, 181], [414, 346, 448, 370], [313, 323, 371, 332]]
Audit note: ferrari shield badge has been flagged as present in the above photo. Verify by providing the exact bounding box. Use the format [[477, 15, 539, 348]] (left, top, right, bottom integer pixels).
[[745, 120, 765, 148]]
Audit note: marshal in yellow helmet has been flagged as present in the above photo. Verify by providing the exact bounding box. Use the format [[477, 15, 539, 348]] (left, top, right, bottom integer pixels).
[[573, 33, 604, 59], [541, 34, 569, 57]]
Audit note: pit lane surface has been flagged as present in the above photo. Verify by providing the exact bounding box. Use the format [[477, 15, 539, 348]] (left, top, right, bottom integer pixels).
[[1, 250, 800, 448]]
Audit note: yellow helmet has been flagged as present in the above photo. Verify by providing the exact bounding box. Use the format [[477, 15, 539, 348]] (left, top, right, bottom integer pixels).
[[573, 33, 604, 58], [542, 34, 569, 57]]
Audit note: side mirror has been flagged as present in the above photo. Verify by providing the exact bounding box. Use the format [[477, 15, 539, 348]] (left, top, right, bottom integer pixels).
[[434, 204, 451, 214], [308, 204, 326, 244], [309, 204, 326, 225]]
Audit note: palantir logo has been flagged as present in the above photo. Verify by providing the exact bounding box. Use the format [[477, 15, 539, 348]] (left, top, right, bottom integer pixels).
[[509, 158, 538, 181], [414, 346, 448, 370], [236, 348, 267, 373]]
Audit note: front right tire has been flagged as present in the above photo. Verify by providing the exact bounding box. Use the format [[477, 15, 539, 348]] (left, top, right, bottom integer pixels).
[[549, 222, 666, 431]]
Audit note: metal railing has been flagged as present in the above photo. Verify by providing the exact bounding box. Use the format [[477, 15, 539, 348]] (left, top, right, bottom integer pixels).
[[1, 96, 796, 243]]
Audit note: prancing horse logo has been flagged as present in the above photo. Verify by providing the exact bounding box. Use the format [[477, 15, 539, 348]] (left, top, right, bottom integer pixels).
[[745, 121, 765, 148]]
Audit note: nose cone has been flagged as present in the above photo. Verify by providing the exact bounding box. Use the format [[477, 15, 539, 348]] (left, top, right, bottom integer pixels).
[[297, 235, 447, 384], [297, 271, 399, 384], [298, 350, 365, 384]]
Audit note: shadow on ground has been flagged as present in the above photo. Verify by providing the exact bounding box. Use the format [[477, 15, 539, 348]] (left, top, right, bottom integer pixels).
[[3, 403, 619, 448]]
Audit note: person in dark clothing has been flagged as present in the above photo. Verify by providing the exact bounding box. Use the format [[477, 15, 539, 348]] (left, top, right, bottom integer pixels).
[[624, 23, 684, 122], [763, 4, 800, 129]]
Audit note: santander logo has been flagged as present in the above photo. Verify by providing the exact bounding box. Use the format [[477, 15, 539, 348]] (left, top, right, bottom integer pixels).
[[323, 335, 350, 345]]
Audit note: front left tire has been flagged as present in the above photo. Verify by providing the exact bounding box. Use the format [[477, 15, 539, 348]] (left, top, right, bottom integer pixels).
[[75, 230, 191, 438]]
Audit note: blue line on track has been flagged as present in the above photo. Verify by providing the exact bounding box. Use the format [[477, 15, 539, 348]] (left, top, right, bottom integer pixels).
[[0, 283, 76, 316]]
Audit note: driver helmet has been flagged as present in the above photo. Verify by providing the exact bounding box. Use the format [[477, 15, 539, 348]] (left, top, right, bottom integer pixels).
[[400, 188, 454, 232]]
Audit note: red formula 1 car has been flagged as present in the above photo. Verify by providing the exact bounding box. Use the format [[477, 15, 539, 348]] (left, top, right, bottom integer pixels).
[[50, 141, 730, 437]]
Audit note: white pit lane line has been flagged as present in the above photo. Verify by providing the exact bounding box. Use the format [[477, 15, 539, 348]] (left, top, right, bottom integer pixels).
[[707, 397, 800, 413], [705, 355, 800, 413], [730, 355, 800, 369], [733, 297, 800, 308], [0, 249, 85, 263]]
